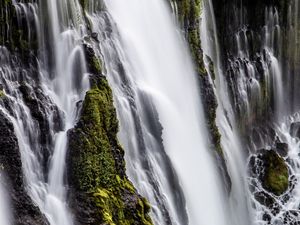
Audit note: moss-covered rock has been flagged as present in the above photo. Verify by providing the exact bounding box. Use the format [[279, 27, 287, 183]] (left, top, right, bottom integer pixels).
[[68, 76, 153, 225], [0, 90, 5, 98], [249, 149, 289, 196], [262, 150, 289, 196]]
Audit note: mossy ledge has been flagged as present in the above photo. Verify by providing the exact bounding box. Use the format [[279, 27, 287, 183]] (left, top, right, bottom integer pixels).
[[172, 0, 232, 193], [173, 0, 223, 156], [67, 61, 153, 224]]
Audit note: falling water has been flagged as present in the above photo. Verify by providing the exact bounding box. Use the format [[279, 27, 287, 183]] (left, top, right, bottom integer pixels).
[[0, 175, 10, 225], [40, 1, 89, 224], [201, 0, 300, 224], [0, 0, 89, 224], [200, 1, 254, 224], [86, 0, 229, 224], [2, 0, 300, 225]]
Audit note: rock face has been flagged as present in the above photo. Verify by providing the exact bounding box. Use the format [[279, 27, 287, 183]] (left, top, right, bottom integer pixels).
[[172, 0, 232, 194], [0, 111, 48, 225], [67, 37, 153, 224], [67, 76, 153, 225], [249, 149, 289, 196]]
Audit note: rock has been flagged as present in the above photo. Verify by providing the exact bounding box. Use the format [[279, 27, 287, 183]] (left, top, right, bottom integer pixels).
[[275, 142, 289, 157], [261, 150, 289, 195], [91, 32, 98, 40], [290, 122, 300, 138], [0, 112, 49, 225], [249, 149, 289, 196], [254, 191, 275, 208], [67, 76, 153, 225]]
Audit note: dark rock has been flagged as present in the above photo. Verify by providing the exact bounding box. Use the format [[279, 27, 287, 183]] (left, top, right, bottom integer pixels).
[[91, 32, 98, 41], [262, 212, 271, 222], [254, 191, 275, 208], [249, 149, 289, 196], [275, 142, 289, 157], [19, 82, 64, 173], [0, 112, 49, 225]]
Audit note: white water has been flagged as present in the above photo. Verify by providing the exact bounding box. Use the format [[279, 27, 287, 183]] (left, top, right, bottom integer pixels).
[[0, 175, 10, 225], [200, 1, 253, 225], [200, 0, 300, 224], [95, 0, 229, 225], [2, 0, 299, 225], [0, 1, 89, 225]]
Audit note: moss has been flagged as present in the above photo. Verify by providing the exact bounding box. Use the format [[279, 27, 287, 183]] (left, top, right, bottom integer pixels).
[[0, 90, 5, 98], [68, 76, 153, 224], [262, 150, 289, 196], [0, 0, 38, 62], [91, 56, 102, 75]]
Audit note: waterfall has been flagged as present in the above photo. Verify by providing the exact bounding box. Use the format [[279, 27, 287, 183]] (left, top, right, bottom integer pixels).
[[200, 1, 253, 225], [2, 0, 300, 225], [0, 0, 89, 224], [200, 0, 300, 224], [0, 175, 10, 225], [40, 0, 89, 222], [85, 0, 229, 224]]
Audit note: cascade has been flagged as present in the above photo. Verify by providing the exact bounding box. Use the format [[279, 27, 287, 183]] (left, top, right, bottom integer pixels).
[[0, 175, 10, 225], [86, 0, 229, 224], [1, 0, 300, 225], [200, 1, 253, 224], [201, 0, 300, 224], [0, 0, 89, 224]]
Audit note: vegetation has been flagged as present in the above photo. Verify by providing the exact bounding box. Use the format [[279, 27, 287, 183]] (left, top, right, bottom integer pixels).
[[69, 77, 153, 224], [262, 150, 289, 196]]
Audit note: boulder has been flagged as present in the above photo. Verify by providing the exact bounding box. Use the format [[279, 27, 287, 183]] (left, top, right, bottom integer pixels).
[[261, 150, 289, 195]]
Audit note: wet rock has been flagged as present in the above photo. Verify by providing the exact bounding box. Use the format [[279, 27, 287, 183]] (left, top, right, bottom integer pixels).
[[67, 75, 153, 225], [0, 112, 49, 225], [19, 82, 64, 173], [249, 149, 289, 196], [262, 212, 271, 223], [290, 122, 300, 138], [254, 191, 275, 208], [261, 150, 289, 195], [91, 32, 99, 41], [275, 142, 289, 157]]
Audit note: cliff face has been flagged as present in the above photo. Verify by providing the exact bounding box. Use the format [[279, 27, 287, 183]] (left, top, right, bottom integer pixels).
[[0, 1, 52, 224], [211, 0, 299, 124], [67, 42, 153, 225], [0, 0, 153, 224]]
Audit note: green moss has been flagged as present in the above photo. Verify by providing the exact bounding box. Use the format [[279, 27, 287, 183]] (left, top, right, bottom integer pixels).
[[0, 90, 5, 98], [262, 150, 289, 196], [92, 56, 102, 74], [174, 0, 224, 158], [0, 0, 37, 59], [69, 77, 153, 224]]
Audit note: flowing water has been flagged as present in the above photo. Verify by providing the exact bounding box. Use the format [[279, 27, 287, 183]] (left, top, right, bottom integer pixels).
[[200, 1, 253, 224], [85, 0, 229, 224], [1, 0, 300, 225], [0, 174, 10, 225], [0, 0, 89, 224], [201, 0, 300, 224]]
